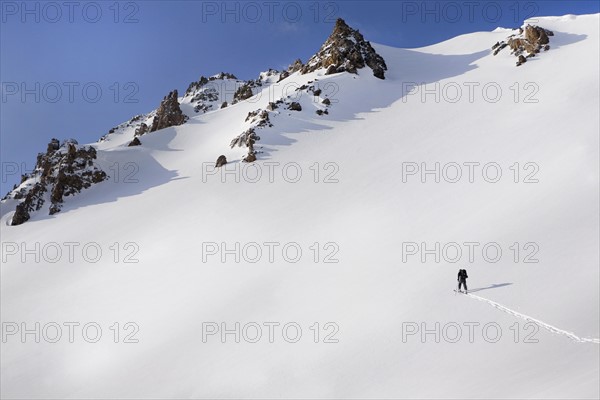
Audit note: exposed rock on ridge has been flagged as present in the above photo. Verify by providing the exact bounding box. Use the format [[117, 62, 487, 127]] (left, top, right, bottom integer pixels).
[[301, 18, 387, 79], [150, 90, 188, 132], [492, 25, 554, 66], [5, 139, 108, 225]]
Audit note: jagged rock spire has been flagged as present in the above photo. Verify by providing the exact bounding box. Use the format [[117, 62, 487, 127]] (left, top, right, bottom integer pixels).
[[150, 90, 187, 132], [301, 18, 387, 79]]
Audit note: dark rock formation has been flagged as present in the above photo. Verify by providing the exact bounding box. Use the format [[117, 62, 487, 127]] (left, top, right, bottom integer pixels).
[[150, 90, 187, 132], [230, 128, 260, 163], [135, 123, 148, 136], [508, 25, 553, 54], [190, 84, 218, 113], [229, 103, 279, 163], [325, 65, 338, 75], [184, 73, 238, 113], [244, 109, 272, 128], [493, 24, 554, 66], [185, 72, 237, 97], [128, 137, 142, 146], [230, 128, 260, 150], [288, 102, 302, 111], [230, 70, 286, 105], [277, 71, 290, 82], [525, 25, 552, 45], [301, 18, 387, 79], [245, 110, 259, 122], [243, 153, 257, 163], [47, 138, 60, 153], [215, 155, 227, 167], [11, 183, 45, 225], [7, 139, 108, 225], [233, 83, 254, 103], [278, 59, 304, 82], [289, 59, 303, 73], [492, 42, 508, 56]]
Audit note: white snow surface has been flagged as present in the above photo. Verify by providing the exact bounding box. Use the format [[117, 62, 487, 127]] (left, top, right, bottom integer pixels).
[[1, 14, 599, 399]]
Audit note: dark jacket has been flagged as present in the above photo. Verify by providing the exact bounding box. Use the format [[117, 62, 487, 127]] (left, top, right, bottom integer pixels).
[[457, 269, 468, 281]]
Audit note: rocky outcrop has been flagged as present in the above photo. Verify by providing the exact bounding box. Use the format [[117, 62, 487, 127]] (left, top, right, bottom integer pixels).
[[47, 138, 60, 153], [243, 152, 257, 163], [6, 139, 108, 225], [128, 137, 142, 146], [229, 105, 278, 162], [245, 109, 272, 128], [493, 25, 554, 66], [288, 102, 302, 111], [11, 183, 45, 225], [184, 73, 238, 114], [227, 78, 338, 161], [99, 114, 151, 143], [524, 25, 552, 47], [278, 59, 304, 82], [150, 90, 187, 132], [231, 70, 283, 105], [232, 83, 254, 103], [492, 41, 508, 55], [230, 128, 259, 150], [189, 82, 218, 113], [185, 72, 237, 96], [215, 155, 227, 167], [230, 128, 260, 163], [288, 59, 304, 73], [301, 18, 387, 79], [508, 26, 552, 54], [135, 123, 148, 136]]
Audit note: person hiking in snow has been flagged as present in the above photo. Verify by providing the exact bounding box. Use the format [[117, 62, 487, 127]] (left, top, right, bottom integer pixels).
[[457, 269, 468, 293]]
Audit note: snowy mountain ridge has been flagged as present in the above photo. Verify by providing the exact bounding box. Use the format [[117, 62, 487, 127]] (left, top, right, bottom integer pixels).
[[2, 18, 383, 224]]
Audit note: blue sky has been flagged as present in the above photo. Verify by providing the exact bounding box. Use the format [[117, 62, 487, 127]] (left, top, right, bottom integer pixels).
[[1, 0, 599, 194]]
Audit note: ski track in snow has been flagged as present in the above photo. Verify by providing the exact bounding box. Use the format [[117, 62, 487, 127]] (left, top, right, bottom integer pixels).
[[464, 293, 600, 344]]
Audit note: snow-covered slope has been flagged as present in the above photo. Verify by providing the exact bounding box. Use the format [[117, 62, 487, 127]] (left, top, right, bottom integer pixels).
[[1, 14, 598, 399]]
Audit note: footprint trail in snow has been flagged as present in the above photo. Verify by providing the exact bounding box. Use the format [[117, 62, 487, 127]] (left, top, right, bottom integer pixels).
[[462, 292, 600, 344]]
